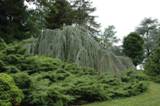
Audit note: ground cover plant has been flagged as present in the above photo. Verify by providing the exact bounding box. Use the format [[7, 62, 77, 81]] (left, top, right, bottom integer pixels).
[[0, 42, 147, 106]]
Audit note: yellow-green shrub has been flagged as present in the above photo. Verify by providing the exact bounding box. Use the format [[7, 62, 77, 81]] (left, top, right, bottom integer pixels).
[[0, 73, 24, 106]]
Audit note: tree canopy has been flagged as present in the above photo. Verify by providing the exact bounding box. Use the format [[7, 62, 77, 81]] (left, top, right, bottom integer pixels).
[[136, 18, 160, 57], [101, 25, 119, 49], [145, 38, 160, 82], [39, 0, 100, 33], [123, 32, 144, 66], [0, 0, 37, 43]]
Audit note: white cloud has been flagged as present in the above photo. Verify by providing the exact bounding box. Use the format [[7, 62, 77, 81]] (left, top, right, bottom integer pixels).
[[91, 0, 160, 41]]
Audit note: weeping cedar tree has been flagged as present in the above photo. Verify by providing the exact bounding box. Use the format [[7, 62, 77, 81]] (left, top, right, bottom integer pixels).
[[123, 32, 144, 66], [0, 0, 32, 43]]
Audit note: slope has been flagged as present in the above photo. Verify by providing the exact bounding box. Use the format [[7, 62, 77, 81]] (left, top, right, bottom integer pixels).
[[84, 82, 160, 106]]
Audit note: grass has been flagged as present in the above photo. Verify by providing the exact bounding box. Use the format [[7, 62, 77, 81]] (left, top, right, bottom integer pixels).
[[83, 82, 160, 106]]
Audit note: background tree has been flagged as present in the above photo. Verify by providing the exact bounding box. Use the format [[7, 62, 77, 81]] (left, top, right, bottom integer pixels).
[[0, 0, 38, 43], [136, 18, 160, 57], [71, 0, 100, 34], [122, 32, 144, 66], [37, 0, 100, 33], [45, 0, 74, 29], [110, 46, 124, 56], [145, 40, 160, 82], [101, 25, 119, 49]]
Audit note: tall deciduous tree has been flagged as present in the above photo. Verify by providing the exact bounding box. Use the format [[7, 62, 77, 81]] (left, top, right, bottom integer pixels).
[[136, 18, 160, 57], [123, 32, 144, 66]]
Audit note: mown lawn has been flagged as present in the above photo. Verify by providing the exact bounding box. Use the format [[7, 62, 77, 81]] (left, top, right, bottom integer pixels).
[[83, 82, 160, 106]]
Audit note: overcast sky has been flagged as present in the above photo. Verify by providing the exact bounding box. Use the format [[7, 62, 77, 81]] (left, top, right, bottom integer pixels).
[[91, 0, 160, 41]]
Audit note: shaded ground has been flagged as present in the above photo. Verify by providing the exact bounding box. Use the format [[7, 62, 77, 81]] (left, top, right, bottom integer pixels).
[[83, 82, 160, 106]]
